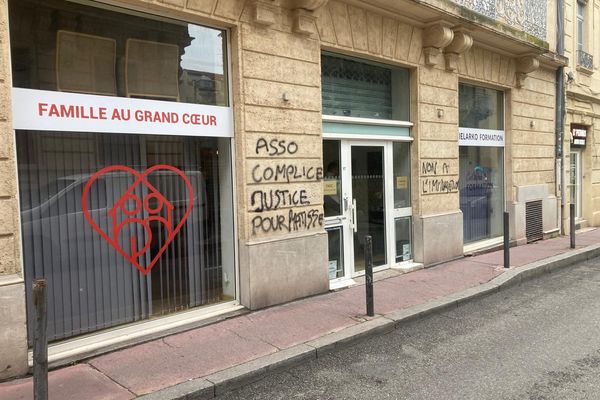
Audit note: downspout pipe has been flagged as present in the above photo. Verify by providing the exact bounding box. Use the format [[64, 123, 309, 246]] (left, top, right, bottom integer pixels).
[[556, 0, 565, 233]]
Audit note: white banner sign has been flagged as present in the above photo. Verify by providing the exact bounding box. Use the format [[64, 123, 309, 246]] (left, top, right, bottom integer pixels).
[[458, 127, 505, 147], [12, 88, 233, 137]]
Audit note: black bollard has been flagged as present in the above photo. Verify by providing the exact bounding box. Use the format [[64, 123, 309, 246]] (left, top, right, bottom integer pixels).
[[504, 211, 510, 269], [570, 203, 576, 249], [33, 278, 48, 400], [364, 235, 374, 317]]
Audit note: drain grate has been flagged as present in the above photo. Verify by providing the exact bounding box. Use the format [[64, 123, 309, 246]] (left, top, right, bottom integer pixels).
[[525, 200, 543, 243]]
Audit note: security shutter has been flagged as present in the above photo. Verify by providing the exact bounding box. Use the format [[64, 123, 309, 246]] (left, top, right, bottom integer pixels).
[[525, 200, 543, 243], [321, 54, 392, 119]]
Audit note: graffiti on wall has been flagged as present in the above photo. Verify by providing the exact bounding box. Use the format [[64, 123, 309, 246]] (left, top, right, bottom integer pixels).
[[421, 160, 459, 194], [250, 137, 324, 236]]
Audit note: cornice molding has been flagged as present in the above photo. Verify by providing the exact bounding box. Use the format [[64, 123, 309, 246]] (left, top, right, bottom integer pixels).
[[286, 0, 329, 10], [444, 28, 473, 71], [515, 55, 540, 87], [422, 21, 454, 66]]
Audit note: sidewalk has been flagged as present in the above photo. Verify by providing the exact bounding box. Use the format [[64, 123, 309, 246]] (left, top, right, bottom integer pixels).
[[3, 229, 600, 400]]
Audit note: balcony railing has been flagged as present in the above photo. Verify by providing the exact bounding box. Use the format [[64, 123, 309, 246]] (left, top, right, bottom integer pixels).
[[577, 50, 594, 71], [451, 0, 547, 40]]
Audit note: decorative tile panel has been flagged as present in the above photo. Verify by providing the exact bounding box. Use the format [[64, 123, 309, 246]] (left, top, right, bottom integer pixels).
[[452, 0, 547, 40]]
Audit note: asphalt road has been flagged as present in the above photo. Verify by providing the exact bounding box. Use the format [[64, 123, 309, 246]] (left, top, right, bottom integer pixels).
[[218, 257, 600, 400]]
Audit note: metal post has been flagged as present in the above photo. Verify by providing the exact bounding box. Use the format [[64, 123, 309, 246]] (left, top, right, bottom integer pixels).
[[570, 203, 576, 249], [504, 211, 510, 269], [364, 235, 374, 317], [33, 279, 48, 400]]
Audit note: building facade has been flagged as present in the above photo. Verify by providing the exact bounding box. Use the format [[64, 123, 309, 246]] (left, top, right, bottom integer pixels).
[[0, 0, 561, 380], [564, 0, 599, 230]]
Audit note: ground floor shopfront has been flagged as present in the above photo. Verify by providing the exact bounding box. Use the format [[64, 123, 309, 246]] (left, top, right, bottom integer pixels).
[[0, 0, 561, 380], [565, 96, 600, 232]]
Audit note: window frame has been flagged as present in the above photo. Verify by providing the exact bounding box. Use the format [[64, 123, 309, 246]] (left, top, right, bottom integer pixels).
[[9, 0, 241, 348], [576, 0, 586, 52]]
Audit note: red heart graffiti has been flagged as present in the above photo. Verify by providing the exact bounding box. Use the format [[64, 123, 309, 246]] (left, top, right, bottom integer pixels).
[[82, 164, 194, 275]]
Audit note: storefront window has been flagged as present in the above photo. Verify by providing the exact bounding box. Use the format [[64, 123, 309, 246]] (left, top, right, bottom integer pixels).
[[10, 0, 228, 106], [459, 84, 503, 130], [393, 142, 411, 208], [321, 54, 409, 121], [323, 140, 342, 217], [18, 133, 234, 341], [458, 84, 505, 244], [9, 0, 235, 343]]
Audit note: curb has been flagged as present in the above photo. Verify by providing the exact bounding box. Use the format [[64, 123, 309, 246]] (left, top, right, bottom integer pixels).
[[137, 243, 600, 399]]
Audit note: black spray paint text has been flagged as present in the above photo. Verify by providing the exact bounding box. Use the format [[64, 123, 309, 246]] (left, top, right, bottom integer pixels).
[[422, 161, 450, 175], [252, 164, 324, 183], [422, 178, 459, 194], [251, 208, 324, 235], [251, 189, 310, 212], [255, 138, 298, 156]]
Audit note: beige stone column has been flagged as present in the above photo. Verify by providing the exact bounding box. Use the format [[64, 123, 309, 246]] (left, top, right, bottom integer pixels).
[[413, 64, 463, 265], [411, 24, 466, 265], [236, 6, 328, 309], [0, 0, 28, 380]]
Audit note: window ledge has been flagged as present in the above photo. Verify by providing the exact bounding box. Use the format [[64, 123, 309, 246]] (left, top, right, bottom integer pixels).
[[322, 115, 413, 128], [576, 64, 594, 76]]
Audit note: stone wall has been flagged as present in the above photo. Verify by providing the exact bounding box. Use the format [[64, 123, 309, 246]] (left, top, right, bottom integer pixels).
[[236, 9, 329, 309], [0, 0, 28, 381], [0, 0, 20, 278]]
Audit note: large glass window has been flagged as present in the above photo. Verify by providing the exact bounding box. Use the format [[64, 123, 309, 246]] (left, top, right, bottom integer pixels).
[[10, 0, 228, 105], [323, 140, 342, 218], [18, 132, 234, 342], [459, 147, 504, 242], [459, 84, 505, 244], [393, 142, 411, 208], [459, 84, 504, 130], [9, 0, 234, 343], [321, 54, 410, 121]]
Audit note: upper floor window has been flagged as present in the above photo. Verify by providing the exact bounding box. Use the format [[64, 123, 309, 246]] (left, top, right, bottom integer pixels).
[[575, 0, 594, 70], [576, 0, 586, 52], [321, 53, 410, 121]]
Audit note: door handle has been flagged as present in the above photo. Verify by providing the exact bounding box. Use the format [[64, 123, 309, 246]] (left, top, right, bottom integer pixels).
[[352, 198, 357, 233]]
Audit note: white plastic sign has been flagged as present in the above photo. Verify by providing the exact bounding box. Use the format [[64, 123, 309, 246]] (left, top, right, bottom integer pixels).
[[12, 88, 233, 137], [458, 127, 505, 147]]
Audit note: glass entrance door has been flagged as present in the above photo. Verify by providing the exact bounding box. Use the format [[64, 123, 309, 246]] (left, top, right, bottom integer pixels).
[[350, 145, 386, 271], [569, 151, 582, 219], [324, 140, 399, 282]]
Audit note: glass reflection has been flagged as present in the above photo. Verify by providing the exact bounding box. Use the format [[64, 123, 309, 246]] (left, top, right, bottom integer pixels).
[[395, 217, 412, 262], [9, 0, 228, 106], [326, 227, 344, 279], [323, 140, 342, 218]]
